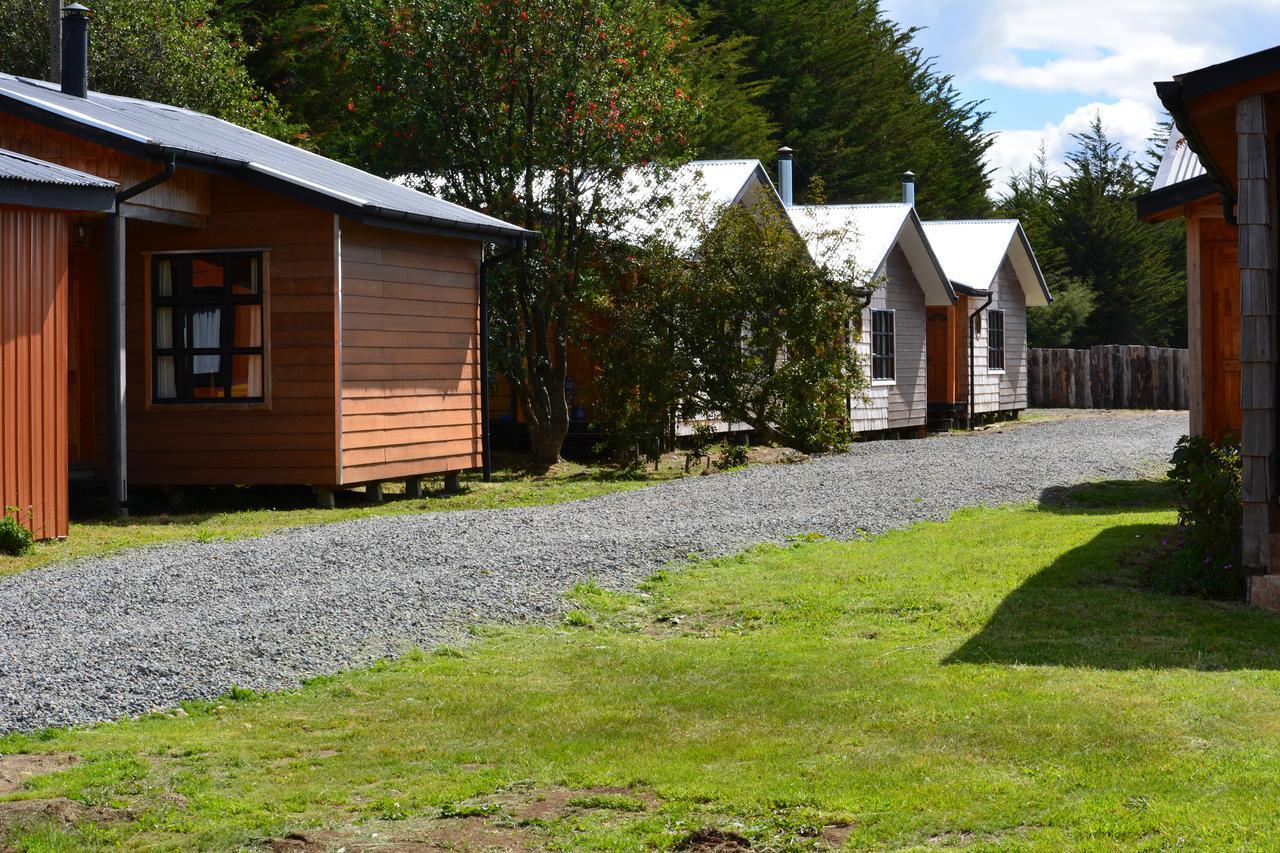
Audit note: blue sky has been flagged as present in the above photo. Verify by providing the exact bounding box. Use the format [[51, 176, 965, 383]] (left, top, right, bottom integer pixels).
[[878, 0, 1280, 195]]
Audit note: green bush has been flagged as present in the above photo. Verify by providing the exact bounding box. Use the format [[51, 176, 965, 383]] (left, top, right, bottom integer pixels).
[[719, 442, 749, 469], [0, 506, 35, 557], [1163, 435, 1245, 599]]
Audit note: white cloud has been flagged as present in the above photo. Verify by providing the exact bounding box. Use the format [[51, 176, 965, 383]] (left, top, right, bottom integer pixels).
[[987, 100, 1159, 197]]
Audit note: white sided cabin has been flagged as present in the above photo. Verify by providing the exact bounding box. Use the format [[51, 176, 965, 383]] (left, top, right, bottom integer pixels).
[[790, 203, 955, 434], [921, 220, 1051, 419]]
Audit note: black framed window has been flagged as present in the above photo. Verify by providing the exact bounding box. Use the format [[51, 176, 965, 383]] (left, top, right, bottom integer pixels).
[[871, 309, 895, 381], [152, 252, 265, 403], [988, 309, 1005, 371]]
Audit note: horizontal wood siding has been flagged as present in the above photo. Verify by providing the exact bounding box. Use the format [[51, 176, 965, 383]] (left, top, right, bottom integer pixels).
[[852, 247, 928, 433], [0, 206, 68, 539], [125, 177, 339, 485], [972, 259, 1028, 415], [0, 114, 209, 222], [339, 221, 482, 483]]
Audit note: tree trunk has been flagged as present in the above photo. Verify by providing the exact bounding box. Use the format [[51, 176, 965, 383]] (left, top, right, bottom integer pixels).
[[527, 415, 569, 470]]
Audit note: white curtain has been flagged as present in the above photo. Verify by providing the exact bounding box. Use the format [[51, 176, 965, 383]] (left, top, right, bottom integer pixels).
[[192, 308, 221, 374], [155, 357, 176, 399], [157, 260, 173, 297], [247, 355, 263, 397], [155, 307, 173, 349]]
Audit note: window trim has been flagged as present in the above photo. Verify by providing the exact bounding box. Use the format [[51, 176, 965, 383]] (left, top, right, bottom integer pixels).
[[144, 249, 273, 411], [870, 308, 896, 384], [987, 308, 1006, 374]]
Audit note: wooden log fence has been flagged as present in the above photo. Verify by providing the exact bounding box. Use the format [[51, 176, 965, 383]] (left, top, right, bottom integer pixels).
[[1027, 345, 1189, 410]]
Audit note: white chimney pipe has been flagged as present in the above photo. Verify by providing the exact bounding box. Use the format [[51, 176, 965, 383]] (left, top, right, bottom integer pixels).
[[777, 146, 794, 207], [902, 170, 916, 207]]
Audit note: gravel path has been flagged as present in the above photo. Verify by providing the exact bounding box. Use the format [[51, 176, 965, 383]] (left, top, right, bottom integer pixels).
[[0, 411, 1185, 733]]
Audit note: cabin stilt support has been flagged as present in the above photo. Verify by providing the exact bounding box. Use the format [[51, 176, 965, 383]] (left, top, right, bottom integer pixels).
[[404, 478, 423, 499], [366, 482, 384, 504], [443, 471, 462, 494], [313, 487, 335, 509]]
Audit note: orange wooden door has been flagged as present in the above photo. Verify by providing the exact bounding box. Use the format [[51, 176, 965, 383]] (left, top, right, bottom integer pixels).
[[926, 306, 951, 403]]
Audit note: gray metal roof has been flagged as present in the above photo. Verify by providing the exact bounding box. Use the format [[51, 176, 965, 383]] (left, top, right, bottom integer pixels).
[[1151, 131, 1207, 191], [0, 147, 115, 187], [0, 73, 532, 242]]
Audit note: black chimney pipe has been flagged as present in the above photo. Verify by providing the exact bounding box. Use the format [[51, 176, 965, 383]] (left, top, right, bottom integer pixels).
[[61, 3, 89, 98]]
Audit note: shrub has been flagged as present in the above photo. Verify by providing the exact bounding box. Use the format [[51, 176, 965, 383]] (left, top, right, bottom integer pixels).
[[1163, 435, 1245, 599], [0, 507, 35, 557], [718, 442, 749, 469]]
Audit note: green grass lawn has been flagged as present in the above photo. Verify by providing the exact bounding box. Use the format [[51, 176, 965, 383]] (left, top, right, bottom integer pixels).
[[6, 480, 1280, 850], [0, 458, 687, 579]]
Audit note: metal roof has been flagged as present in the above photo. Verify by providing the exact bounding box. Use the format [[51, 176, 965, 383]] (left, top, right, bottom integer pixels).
[[1151, 131, 1207, 191], [0, 147, 115, 187], [0, 73, 532, 242], [788, 203, 954, 305], [921, 220, 1051, 307]]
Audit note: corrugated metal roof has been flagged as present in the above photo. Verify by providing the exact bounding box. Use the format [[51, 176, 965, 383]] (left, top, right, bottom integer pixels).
[[1151, 131, 1207, 191], [0, 147, 115, 187], [789, 203, 953, 305], [0, 73, 531, 240], [922, 219, 1051, 307]]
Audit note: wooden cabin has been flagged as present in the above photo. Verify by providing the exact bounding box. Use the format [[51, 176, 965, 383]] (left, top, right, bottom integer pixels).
[[920, 221, 1051, 425], [1146, 44, 1280, 599], [489, 159, 782, 441], [0, 40, 529, 536], [1137, 132, 1239, 442], [789, 203, 955, 435]]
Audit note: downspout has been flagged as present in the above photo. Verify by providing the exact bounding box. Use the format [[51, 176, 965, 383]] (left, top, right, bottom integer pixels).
[[107, 153, 176, 512], [967, 292, 994, 430], [478, 239, 525, 482]]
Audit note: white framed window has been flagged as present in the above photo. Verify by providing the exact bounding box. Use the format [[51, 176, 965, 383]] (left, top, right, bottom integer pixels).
[[871, 309, 895, 382]]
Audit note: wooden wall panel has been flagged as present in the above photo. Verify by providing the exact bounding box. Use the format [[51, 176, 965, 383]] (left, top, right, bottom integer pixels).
[[339, 221, 482, 483], [0, 206, 69, 539], [0, 114, 209, 222], [125, 177, 339, 486], [852, 247, 928, 433]]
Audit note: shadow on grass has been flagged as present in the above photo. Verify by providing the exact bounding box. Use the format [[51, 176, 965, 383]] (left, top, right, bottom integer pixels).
[[947, 479, 1280, 671]]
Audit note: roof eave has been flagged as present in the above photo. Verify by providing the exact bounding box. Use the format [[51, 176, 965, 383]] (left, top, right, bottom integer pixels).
[[0, 178, 115, 212], [1156, 80, 1237, 205], [1135, 173, 1219, 221]]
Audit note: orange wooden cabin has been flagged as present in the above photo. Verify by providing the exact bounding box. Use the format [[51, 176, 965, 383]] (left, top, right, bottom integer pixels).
[[0, 13, 529, 539], [1144, 44, 1280, 599]]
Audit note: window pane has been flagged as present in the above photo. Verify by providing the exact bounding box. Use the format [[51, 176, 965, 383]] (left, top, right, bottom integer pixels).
[[227, 255, 260, 295], [154, 306, 173, 350], [155, 357, 177, 399], [188, 356, 225, 399], [231, 355, 264, 399], [156, 260, 174, 297], [191, 308, 221, 355], [233, 304, 262, 348], [192, 258, 224, 291]]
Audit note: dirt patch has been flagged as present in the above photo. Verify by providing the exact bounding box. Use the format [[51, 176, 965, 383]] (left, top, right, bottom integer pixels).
[[0, 797, 126, 835], [0, 754, 77, 795], [269, 821, 535, 851], [820, 824, 854, 849], [677, 827, 752, 851]]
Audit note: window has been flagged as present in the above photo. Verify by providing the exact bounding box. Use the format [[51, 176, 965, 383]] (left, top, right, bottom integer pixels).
[[988, 309, 1005, 371], [152, 252, 265, 403], [871, 309, 895, 381]]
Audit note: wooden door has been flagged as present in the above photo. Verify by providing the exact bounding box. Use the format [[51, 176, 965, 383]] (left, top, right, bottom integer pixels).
[[67, 244, 95, 466], [1203, 243, 1241, 441], [926, 305, 953, 404]]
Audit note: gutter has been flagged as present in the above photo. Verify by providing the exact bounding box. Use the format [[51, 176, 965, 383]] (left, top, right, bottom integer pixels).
[[106, 152, 177, 512], [478, 240, 527, 482], [1155, 79, 1238, 225], [967, 291, 994, 429]]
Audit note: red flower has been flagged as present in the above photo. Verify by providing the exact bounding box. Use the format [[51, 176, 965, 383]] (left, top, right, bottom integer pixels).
[[347, 100, 356, 112]]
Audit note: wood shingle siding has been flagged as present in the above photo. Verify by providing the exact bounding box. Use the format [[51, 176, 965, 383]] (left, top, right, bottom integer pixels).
[[0, 206, 68, 539], [852, 247, 928, 432], [969, 258, 1028, 415], [338, 221, 482, 484]]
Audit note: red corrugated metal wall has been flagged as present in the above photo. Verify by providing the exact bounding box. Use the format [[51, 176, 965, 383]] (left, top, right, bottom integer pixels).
[[0, 205, 69, 540]]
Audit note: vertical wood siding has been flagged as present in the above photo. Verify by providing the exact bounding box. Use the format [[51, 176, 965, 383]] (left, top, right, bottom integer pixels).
[[0, 206, 69, 539], [338, 221, 482, 483], [852, 247, 928, 432], [125, 178, 339, 485], [970, 258, 1028, 415]]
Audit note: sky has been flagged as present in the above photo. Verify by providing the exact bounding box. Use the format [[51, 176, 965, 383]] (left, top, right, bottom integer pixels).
[[879, 0, 1280, 196]]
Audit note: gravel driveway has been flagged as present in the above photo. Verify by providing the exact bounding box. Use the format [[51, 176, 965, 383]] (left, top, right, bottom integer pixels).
[[0, 411, 1185, 733]]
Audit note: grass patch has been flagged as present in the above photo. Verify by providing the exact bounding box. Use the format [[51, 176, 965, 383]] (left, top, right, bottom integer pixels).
[[10, 479, 1280, 849], [0, 457, 688, 580]]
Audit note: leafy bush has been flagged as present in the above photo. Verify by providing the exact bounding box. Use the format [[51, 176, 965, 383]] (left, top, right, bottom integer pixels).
[[718, 442, 749, 469], [0, 507, 34, 557], [1163, 435, 1245, 599]]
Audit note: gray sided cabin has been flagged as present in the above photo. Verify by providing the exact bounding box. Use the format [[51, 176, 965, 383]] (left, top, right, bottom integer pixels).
[[790, 203, 955, 434], [0, 9, 530, 538], [1149, 44, 1280, 600], [921, 220, 1051, 424]]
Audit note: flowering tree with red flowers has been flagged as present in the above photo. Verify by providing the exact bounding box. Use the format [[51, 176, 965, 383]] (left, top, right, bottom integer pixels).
[[342, 0, 699, 466]]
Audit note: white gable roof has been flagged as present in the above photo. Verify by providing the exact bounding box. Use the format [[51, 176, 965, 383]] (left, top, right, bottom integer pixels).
[[921, 219, 1051, 307], [789, 203, 954, 305]]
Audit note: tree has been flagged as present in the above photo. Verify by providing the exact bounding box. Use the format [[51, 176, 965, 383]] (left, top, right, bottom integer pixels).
[[0, 0, 289, 135], [334, 0, 699, 467]]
